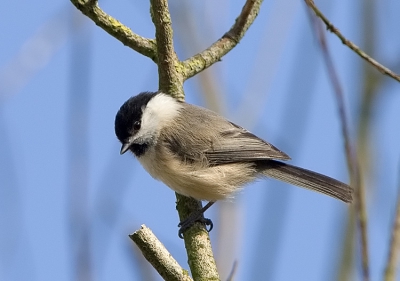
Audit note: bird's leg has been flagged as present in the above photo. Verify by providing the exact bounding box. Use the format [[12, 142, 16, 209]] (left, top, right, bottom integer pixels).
[[178, 201, 215, 238]]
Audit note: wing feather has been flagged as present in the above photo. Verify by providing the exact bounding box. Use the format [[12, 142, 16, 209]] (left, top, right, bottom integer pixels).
[[160, 103, 290, 165]]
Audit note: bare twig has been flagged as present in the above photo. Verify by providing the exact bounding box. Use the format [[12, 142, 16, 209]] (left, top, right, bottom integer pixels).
[[130, 225, 193, 281], [307, 9, 369, 281], [181, 0, 263, 80], [70, 0, 157, 62], [384, 166, 400, 281], [304, 0, 400, 83]]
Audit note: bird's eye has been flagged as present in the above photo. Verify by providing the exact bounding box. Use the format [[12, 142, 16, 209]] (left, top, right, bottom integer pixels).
[[133, 121, 141, 131]]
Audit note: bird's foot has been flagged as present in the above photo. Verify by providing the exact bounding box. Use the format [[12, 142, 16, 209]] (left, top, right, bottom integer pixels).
[[177, 201, 215, 238]]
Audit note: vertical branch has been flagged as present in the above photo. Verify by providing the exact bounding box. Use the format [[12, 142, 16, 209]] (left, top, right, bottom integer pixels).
[[149, 0, 220, 279], [150, 0, 184, 100], [175, 194, 220, 280]]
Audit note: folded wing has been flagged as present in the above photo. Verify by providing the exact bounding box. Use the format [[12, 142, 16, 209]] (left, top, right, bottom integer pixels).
[[161, 103, 290, 165]]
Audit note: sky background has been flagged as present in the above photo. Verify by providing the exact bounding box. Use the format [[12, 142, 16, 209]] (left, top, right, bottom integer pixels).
[[1, 0, 400, 280]]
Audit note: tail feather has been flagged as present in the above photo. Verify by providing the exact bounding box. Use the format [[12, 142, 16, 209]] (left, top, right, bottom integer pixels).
[[258, 160, 353, 203]]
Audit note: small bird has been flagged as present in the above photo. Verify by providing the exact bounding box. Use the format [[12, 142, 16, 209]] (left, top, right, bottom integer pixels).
[[115, 91, 353, 236]]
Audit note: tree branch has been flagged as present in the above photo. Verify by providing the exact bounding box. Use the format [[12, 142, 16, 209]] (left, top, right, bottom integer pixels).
[[175, 194, 221, 280], [149, 0, 220, 279], [130, 225, 193, 281], [181, 0, 263, 80], [304, 0, 400, 83], [70, 0, 158, 62], [150, 0, 184, 100]]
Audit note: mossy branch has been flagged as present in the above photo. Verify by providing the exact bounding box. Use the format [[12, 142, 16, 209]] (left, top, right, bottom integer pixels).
[[70, 0, 157, 62], [181, 0, 263, 80], [149, 0, 220, 279], [150, 0, 184, 100]]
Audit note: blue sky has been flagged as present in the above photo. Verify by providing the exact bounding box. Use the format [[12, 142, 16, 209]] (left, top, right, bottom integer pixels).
[[1, 0, 400, 280]]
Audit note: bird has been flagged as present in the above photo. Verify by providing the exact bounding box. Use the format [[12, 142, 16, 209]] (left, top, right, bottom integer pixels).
[[115, 91, 353, 237]]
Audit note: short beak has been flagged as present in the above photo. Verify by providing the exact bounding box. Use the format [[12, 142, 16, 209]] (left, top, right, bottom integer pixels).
[[120, 142, 131, 155]]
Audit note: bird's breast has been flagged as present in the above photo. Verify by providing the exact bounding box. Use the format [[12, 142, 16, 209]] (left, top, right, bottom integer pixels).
[[137, 146, 258, 201]]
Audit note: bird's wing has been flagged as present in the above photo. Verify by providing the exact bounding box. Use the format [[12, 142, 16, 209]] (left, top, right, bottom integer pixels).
[[161, 104, 290, 165], [204, 122, 290, 164]]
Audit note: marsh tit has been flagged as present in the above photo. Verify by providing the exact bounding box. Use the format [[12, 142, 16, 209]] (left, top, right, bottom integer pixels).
[[115, 91, 352, 236]]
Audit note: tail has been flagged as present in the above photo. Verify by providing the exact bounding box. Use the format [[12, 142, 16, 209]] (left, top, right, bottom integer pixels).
[[258, 160, 353, 203]]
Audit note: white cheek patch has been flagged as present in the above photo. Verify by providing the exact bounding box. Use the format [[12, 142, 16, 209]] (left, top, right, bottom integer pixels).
[[135, 93, 183, 143]]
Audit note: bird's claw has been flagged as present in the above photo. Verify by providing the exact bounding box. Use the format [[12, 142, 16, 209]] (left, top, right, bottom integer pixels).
[[178, 217, 213, 239]]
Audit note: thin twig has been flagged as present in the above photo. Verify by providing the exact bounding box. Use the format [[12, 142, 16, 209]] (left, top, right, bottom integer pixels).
[[307, 8, 369, 281], [384, 165, 400, 281], [130, 225, 193, 281], [304, 0, 400, 83], [70, 0, 157, 62], [226, 261, 238, 281], [181, 0, 263, 80]]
